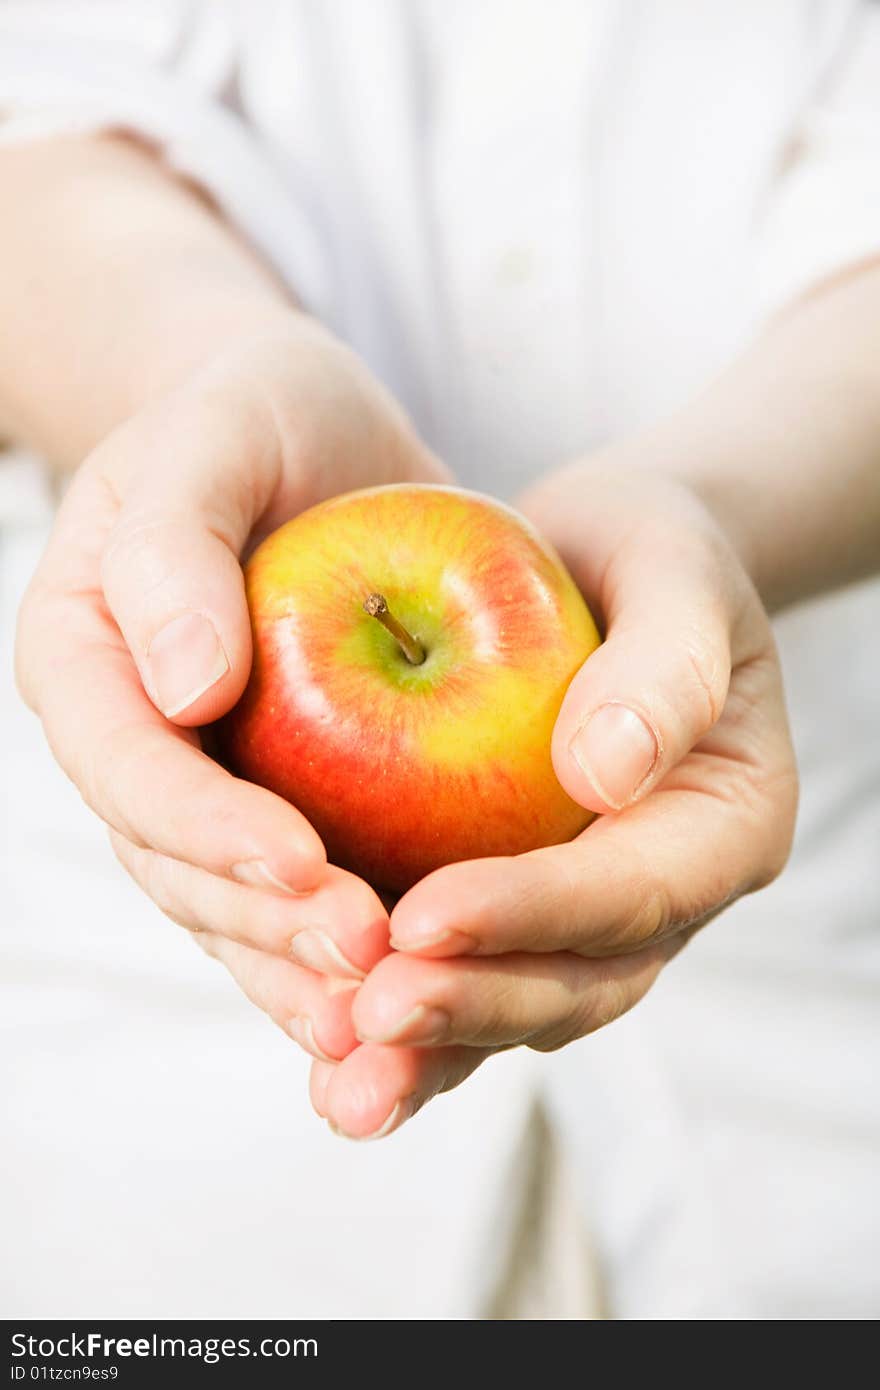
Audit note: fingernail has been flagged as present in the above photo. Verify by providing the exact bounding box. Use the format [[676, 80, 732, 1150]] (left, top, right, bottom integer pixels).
[[146, 612, 228, 717], [389, 926, 477, 955], [290, 929, 365, 980], [357, 1004, 450, 1045], [287, 1016, 334, 1062], [231, 859, 302, 895], [569, 703, 659, 809], [328, 1098, 414, 1142]]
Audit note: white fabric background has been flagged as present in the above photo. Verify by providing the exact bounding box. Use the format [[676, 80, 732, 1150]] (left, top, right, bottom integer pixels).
[[1, 0, 879, 1318]]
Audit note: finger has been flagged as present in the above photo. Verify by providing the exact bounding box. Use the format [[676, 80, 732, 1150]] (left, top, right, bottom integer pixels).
[[551, 529, 741, 814], [518, 477, 754, 815], [309, 1060, 336, 1118], [197, 933, 360, 1061], [309, 1043, 491, 1140], [111, 835, 389, 975], [92, 386, 284, 726], [390, 640, 796, 961], [17, 569, 326, 889], [351, 946, 668, 1050], [390, 741, 795, 962], [95, 354, 451, 728]]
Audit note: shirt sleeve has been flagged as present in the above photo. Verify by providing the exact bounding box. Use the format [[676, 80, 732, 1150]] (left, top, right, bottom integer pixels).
[[757, 1, 880, 316], [0, 0, 333, 317]]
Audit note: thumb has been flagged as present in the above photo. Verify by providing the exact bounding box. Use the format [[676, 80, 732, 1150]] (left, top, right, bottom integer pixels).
[[97, 395, 280, 726], [551, 544, 733, 815]]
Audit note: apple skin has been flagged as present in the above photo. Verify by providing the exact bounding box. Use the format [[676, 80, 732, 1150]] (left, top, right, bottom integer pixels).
[[218, 485, 601, 895]]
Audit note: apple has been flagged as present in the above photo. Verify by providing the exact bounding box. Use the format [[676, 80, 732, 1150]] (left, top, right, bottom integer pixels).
[[219, 484, 601, 894]]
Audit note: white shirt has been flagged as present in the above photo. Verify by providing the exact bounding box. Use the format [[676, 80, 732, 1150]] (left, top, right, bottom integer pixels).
[[1, 0, 878, 1318]]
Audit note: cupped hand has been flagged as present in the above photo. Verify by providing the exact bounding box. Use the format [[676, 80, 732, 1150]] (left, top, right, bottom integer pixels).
[[15, 315, 448, 1049], [305, 466, 799, 1138]]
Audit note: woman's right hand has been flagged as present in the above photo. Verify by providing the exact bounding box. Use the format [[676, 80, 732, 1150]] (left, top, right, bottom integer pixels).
[[15, 314, 448, 1061]]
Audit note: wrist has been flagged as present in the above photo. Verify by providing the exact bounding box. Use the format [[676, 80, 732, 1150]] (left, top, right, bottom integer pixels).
[[116, 297, 308, 423], [0, 134, 303, 468], [656, 440, 766, 600], [574, 416, 770, 605]]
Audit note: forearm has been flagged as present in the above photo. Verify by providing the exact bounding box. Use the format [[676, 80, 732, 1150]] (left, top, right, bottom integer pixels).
[[627, 266, 880, 611], [0, 134, 296, 467]]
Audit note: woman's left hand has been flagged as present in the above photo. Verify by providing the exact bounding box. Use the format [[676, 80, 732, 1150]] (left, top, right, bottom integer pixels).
[[303, 465, 799, 1139]]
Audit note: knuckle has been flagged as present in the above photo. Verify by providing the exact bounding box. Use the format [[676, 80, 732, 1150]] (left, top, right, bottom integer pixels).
[[201, 871, 291, 955], [529, 1026, 576, 1053], [13, 579, 56, 712], [528, 956, 656, 1052], [558, 969, 635, 1041], [618, 879, 674, 948], [141, 852, 186, 922], [752, 769, 800, 888], [682, 622, 729, 731], [193, 931, 218, 961], [229, 951, 275, 1015], [144, 859, 184, 923], [250, 892, 295, 954], [474, 976, 525, 1046], [83, 723, 150, 839], [528, 988, 617, 1051], [108, 831, 199, 930], [587, 848, 675, 952], [583, 976, 632, 1034], [528, 961, 603, 1051], [107, 828, 135, 875], [100, 509, 188, 610]]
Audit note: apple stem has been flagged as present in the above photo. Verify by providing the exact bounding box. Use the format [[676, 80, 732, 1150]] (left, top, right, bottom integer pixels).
[[363, 593, 426, 665]]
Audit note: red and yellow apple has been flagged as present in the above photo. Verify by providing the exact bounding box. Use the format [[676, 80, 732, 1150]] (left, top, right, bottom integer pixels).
[[219, 485, 601, 894]]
